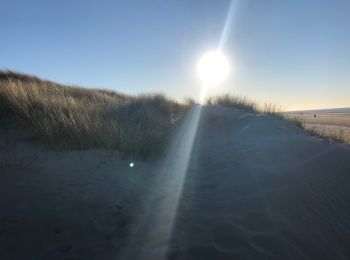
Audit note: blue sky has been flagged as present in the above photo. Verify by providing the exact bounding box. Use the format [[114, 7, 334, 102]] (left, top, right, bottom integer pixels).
[[1, 0, 349, 110]]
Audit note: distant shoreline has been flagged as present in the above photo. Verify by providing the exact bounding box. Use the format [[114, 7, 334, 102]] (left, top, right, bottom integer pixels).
[[288, 107, 350, 114]]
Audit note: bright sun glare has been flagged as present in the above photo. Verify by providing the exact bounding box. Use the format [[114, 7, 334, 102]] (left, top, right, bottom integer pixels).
[[197, 50, 230, 86]]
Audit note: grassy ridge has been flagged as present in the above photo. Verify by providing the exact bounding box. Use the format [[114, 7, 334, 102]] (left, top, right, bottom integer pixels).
[[0, 71, 186, 158], [206, 94, 285, 116], [206, 94, 350, 144], [1, 72, 347, 159], [206, 94, 303, 127]]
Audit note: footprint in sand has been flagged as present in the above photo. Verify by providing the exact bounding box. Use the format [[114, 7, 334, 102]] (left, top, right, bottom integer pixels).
[[54, 227, 63, 234], [114, 204, 124, 211], [58, 243, 73, 254], [105, 231, 116, 241], [115, 211, 132, 228], [104, 208, 132, 241]]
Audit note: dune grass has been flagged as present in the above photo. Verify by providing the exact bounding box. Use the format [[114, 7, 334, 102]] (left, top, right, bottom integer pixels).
[[207, 95, 259, 112], [1, 72, 347, 156], [303, 125, 349, 144], [206, 94, 289, 117], [206, 94, 302, 125], [0, 71, 187, 159]]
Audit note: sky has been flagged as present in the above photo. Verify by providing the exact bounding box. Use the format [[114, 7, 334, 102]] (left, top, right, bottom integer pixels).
[[1, 0, 349, 110]]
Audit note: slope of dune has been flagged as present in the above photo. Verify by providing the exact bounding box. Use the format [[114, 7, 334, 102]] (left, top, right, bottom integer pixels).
[[1, 105, 350, 259]]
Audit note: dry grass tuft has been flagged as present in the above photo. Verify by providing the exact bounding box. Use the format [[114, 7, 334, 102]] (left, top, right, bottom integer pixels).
[[0, 71, 187, 159], [206, 94, 289, 118], [303, 125, 348, 144], [206, 94, 259, 112], [183, 97, 199, 106]]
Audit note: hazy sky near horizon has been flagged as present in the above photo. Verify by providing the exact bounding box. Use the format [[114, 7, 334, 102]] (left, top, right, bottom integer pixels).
[[1, 0, 349, 110]]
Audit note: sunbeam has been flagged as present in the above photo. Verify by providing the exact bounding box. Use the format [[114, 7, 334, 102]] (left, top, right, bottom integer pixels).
[[121, 105, 203, 259], [219, 0, 239, 50]]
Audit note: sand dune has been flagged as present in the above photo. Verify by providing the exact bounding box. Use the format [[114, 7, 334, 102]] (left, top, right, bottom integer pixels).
[[1, 106, 350, 259]]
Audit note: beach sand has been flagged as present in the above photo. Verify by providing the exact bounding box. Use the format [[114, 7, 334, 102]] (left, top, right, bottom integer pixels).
[[1, 106, 350, 259], [291, 112, 350, 144]]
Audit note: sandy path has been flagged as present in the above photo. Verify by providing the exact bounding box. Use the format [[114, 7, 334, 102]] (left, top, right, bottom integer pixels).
[[1, 106, 350, 259], [170, 107, 350, 260], [120, 106, 350, 259]]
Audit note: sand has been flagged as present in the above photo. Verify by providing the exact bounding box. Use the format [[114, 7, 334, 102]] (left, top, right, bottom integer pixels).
[[290, 112, 350, 144], [1, 106, 350, 259]]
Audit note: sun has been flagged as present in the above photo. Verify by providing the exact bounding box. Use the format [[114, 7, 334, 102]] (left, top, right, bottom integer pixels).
[[197, 50, 230, 86]]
